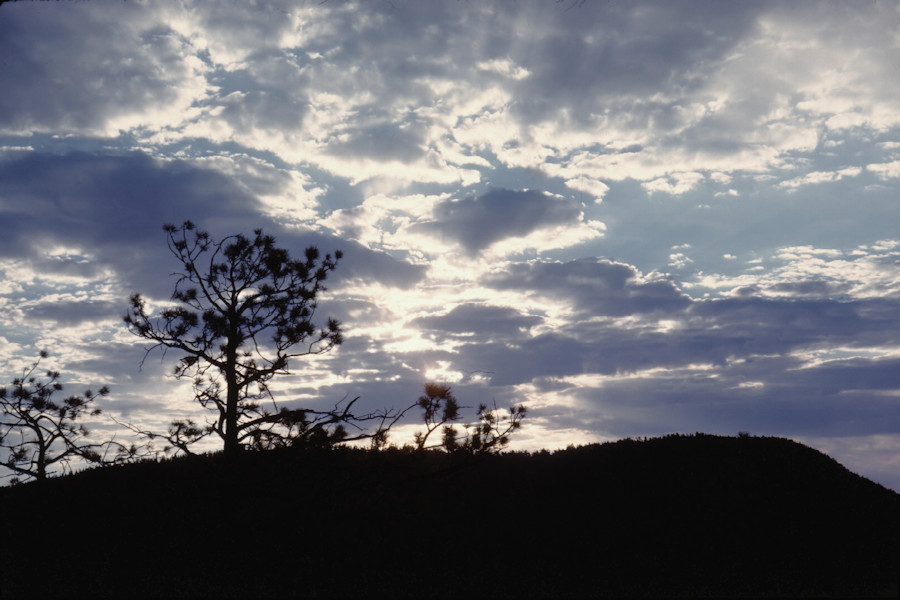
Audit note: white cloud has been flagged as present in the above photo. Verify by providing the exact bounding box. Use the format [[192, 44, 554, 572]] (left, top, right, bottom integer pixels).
[[668, 252, 694, 270], [563, 176, 610, 203], [778, 166, 862, 190], [476, 57, 531, 80], [193, 154, 323, 224], [866, 160, 900, 180], [645, 172, 706, 195], [692, 241, 900, 300], [320, 192, 447, 250]]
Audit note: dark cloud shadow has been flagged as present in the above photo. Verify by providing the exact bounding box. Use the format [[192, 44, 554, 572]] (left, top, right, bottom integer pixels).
[[411, 188, 582, 254], [0, 150, 426, 302], [412, 303, 542, 339], [483, 257, 691, 316]]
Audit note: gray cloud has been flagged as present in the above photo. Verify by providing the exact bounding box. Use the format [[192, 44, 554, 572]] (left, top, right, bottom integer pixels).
[[219, 88, 308, 136], [412, 189, 582, 253], [328, 241, 426, 291], [506, 1, 764, 126], [325, 119, 427, 163], [430, 276, 900, 395], [0, 151, 426, 300], [557, 361, 900, 441], [760, 281, 853, 298], [412, 303, 542, 339], [0, 151, 262, 295], [687, 297, 900, 353], [23, 300, 122, 327], [484, 258, 691, 316], [0, 3, 204, 136]]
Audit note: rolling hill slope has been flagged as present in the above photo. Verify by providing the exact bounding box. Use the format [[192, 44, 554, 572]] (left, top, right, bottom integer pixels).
[[2, 433, 897, 598]]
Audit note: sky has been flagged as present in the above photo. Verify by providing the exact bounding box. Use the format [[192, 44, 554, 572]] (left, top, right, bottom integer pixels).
[[0, 0, 898, 490]]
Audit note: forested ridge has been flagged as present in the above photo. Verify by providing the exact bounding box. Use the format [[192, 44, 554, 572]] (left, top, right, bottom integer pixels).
[[2, 433, 897, 598]]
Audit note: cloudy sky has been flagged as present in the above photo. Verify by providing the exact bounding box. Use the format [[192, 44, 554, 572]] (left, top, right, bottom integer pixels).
[[1, 0, 898, 490]]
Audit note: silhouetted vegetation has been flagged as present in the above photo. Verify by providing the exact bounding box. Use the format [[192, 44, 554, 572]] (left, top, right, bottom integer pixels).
[[2, 433, 896, 598], [123, 221, 403, 457], [0, 351, 137, 484], [412, 382, 526, 453]]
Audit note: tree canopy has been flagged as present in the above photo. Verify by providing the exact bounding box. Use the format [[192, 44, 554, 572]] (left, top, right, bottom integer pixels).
[[124, 221, 383, 456]]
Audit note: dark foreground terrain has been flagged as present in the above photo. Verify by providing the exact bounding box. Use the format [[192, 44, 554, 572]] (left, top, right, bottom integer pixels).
[[2, 433, 897, 598]]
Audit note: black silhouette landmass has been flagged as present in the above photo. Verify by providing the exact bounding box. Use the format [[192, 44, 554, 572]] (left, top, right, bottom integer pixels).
[[1, 433, 897, 598]]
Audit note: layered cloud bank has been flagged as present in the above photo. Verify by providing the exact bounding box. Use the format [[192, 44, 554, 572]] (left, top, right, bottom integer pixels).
[[1, 1, 898, 490]]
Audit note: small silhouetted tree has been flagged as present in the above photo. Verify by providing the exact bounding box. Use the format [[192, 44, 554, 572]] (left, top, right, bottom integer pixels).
[[447, 400, 527, 454], [413, 383, 526, 454], [124, 221, 401, 457], [0, 352, 137, 484], [413, 383, 460, 450]]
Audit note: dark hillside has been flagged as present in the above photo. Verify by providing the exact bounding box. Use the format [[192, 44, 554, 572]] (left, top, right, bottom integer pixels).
[[2, 434, 897, 598]]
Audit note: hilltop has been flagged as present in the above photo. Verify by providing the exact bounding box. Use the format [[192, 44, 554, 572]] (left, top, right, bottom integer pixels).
[[2, 433, 897, 598]]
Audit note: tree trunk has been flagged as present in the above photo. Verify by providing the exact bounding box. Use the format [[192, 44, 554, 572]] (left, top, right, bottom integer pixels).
[[36, 427, 47, 481], [223, 342, 240, 457]]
